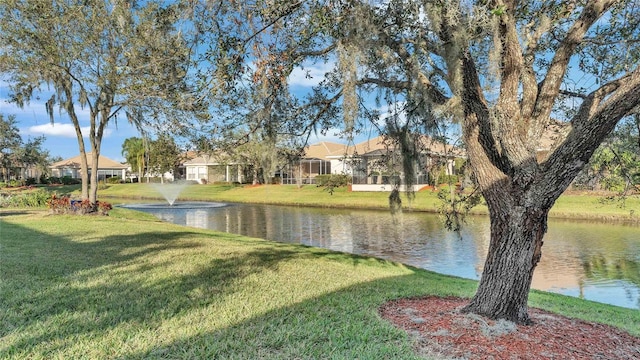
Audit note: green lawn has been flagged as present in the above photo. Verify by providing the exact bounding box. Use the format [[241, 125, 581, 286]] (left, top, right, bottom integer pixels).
[[1, 209, 638, 359], [62, 182, 640, 222]]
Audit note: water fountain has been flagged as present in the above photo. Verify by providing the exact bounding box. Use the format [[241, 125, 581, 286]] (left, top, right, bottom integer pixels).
[[150, 181, 189, 206], [120, 181, 226, 210]]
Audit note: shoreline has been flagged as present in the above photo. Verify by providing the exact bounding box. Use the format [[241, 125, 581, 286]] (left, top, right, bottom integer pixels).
[[99, 184, 640, 224]]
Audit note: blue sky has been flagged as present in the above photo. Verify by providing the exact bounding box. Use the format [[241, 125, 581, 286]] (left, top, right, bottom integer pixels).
[[0, 90, 140, 162], [0, 60, 356, 163], [0, 77, 146, 162]]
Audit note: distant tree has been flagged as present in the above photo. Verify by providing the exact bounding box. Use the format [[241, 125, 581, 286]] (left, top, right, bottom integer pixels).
[[0, 114, 50, 182], [581, 115, 640, 192], [121, 137, 147, 182], [231, 135, 299, 185], [17, 136, 49, 182], [1, 0, 194, 205], [148, 133, 181, 183], [0, 114, 22, 181]]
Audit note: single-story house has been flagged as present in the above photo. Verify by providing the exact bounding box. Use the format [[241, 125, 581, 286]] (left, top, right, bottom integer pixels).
[[0, 159, 45, 182], [278, 142, 345, 184], [183, 154, 245, 184], [279, 135, 465, 191], [50, 153, 127, 181]]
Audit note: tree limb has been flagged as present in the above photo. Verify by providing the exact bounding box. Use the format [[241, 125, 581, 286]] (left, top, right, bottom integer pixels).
[[520, 1, 578, 120], [292, 43, 337, 60], [358, 77, 410, 90], [532, 0, 616, 125], [559, 89, 588, 99], [241, 1, 303, 49], [378, 29, 448, 105], [495, 0, 525, 115], [460, 51, 512, 176], [540, 66, 640, 202]]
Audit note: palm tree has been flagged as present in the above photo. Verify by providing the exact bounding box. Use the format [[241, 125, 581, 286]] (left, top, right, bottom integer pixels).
[[121, 137, 146, 182]]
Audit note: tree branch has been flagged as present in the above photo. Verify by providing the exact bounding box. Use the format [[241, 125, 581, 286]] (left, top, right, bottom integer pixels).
[[286, 90, 343, 138], [533, 0, 616, 124], [358, 77, 410, 90], [559, 89, 588, 99], [495, 0, 525, 114], [521, 1, 578, 119], [292, 43, 337, 60], [574, 71, 637, 121], [241, 1, 303, 49], [378, 29, 448, 105], [540, 66, 640, 203], [460, 51, 511, 176]]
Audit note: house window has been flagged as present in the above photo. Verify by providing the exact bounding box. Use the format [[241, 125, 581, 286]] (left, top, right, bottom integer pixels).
[[186, 167, 195, 180], [197, 166, 207, 180], [97, 169, 121, 181]]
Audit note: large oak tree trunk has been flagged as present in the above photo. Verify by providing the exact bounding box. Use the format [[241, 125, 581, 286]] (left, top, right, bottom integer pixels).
[[462, 199, 548, 324], [457, 49, 560, 325]]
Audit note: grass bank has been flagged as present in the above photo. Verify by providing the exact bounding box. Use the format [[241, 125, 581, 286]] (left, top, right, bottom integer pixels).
[[1, 210, 638, 359], [52, 182, 640, 222]]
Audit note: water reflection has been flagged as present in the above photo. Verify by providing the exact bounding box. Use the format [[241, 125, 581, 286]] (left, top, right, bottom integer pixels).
[[127, 202, 640, 310]]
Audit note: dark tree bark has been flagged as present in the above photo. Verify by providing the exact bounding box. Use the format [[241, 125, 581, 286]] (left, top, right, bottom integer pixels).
[[464, 202, 547, 324], [454, 1, 640, 322]]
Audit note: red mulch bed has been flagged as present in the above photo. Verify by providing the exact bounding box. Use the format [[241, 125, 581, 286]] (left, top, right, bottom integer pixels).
[[379, 296, 640, 360]]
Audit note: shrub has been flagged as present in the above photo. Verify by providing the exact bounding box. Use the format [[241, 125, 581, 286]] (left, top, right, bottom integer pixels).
[[47, 194, 72, 214], [26, 177, 37, 186], [106, 177, 121, 184], [0, 192, 12, 207], [20, 189, 51, 207], [61, 176, 80, 185], [0, 182, 7, 189], [48, 176, 61, 184], [601, 176, 626, 192], [315, 174, 351, 195], [97, 201, 113, 215], [436, 174, 460, 186], [47, 194, 112, 215], [315, 174, 351, 187], [73, 199, 96, 214], [0, 188, 50, 208]]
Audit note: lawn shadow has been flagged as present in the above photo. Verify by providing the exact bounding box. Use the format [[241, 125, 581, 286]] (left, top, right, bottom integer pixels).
[[5, 214, 637, 358], [16, 212, 638, 359], [0, 209, 44, 217], [1, 218, 337, 356], [127, 273, 470, 359]]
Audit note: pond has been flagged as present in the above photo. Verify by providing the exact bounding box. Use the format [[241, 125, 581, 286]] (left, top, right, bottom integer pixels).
[[120, 201, 640, 310]]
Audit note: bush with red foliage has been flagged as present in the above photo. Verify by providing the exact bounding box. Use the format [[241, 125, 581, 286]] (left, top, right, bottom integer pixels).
[[47, 194, 112, 215], [97, 201, 112, 215], [47, 194, 72, 214]]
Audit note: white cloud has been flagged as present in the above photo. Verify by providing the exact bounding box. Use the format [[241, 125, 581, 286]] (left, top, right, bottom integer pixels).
[[374, 101, 408, 127], [1, 98, 49, 118], [23, 123, 112, 138], [289, 61, 336, 88], [1, 92, 92, 124]]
